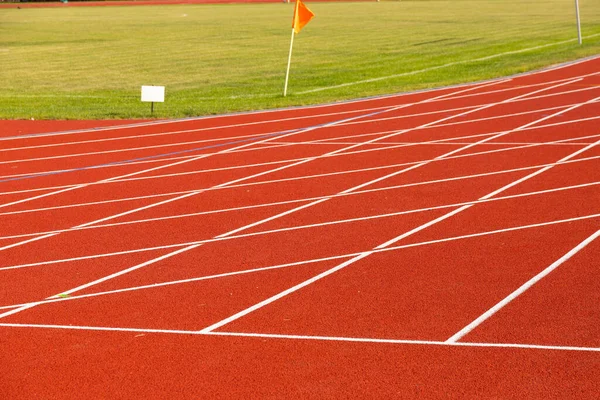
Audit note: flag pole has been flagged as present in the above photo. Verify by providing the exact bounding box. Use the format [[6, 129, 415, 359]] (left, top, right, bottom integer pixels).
[[575, 0, 582, 45], [283, 28, 295, 97]]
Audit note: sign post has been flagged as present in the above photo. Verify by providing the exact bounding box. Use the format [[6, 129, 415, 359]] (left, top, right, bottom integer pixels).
[[141, 85, 165, 115]]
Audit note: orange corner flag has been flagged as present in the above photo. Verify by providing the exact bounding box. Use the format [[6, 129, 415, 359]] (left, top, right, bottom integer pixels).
[[292, 0, 315, 34]]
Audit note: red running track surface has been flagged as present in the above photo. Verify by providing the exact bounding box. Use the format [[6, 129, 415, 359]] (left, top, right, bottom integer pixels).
[[1, 57, 600, 398]]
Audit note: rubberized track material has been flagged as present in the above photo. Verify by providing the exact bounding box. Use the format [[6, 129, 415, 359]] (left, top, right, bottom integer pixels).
[[1, 57, 600, 398]]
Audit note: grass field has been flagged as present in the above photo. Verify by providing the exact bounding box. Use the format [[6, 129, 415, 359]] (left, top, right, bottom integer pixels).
[[1, 0, 599, 119]]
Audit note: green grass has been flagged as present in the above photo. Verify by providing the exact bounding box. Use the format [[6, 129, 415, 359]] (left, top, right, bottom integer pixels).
[[1, 0, 599, 119]]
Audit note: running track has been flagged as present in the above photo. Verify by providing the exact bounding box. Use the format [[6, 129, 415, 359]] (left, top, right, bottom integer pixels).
[[1, 57, 600, 398]]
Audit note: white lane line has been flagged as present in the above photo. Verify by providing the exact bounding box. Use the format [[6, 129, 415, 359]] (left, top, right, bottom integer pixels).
[[0, 128, 593, 206], [0, 132, 301, 210], [279, 141, 590, 147], [0, 244, 204, 320], [3, 79, 598, 167], [220, 99, 599, 241], [446, 229, 600, 343], [0, 82, 513, 253], [3, 110, 599, 203], [2, 134, 598, 267], [1, 129, 273, 156], [3, 156, 597, 244], [0, 101, 397, 144], [375, 127, 600, 250], [2, 212, 598, 312], [0, 322, 597, 352], [199, 108, 600, 333], [0, 84, 511, 317], [219, 133, 600, 188], [210, 331, 600, 353], [335, 91, 573, 131], [297, 33, 600, 94], [0, 125, 328, 166], [115, 131, 600, 186], [0, 153, 290, 181]]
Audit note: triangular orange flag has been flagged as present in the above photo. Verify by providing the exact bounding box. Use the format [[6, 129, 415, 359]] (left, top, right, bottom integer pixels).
[[292, 0, 315, 34]]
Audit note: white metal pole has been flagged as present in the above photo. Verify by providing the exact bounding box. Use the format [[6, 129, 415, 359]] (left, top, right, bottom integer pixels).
[[283, 28, 295, 97], [575, 0, 582, 45]]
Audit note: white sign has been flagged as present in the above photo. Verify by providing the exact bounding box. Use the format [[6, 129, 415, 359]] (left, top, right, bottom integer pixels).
[[141, 86, 165, 102]]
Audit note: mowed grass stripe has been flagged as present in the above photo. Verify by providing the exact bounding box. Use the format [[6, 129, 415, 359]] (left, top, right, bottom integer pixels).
[[0, 0, 599, 119]]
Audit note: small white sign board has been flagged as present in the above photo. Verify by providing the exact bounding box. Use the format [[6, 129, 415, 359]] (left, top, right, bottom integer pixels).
[[141, 86, 165, 102]]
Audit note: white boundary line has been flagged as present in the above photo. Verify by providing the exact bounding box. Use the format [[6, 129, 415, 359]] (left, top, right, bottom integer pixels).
[[3, 80, 594, 199], [2, 128, 599, 223], [0, 74, 576, 155], [446, 229, 600, 343], [2, 64, 599, 327], [2, 124, 598, 265], [280, 141, 590, 147], [0, 323, 597, 353], [0, 106, 391, 150], [2, 99, 594, 181], [109, 132, 600, 186]]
